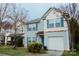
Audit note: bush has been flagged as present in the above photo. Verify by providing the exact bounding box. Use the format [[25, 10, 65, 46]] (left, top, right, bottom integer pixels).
[[27, 42, 43, 53], [76, 44, 79, 50]]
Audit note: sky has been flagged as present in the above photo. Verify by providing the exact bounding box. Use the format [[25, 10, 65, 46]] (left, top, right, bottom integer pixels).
[[2, 3, 65, 22], [20, 3, 63, 20]]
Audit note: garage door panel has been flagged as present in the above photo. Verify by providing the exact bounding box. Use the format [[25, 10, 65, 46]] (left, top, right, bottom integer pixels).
[[48, 37, 64, 50], [47, 31, 65, 37]]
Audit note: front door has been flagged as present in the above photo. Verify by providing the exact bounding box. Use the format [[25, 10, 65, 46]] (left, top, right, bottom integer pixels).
[[40, 35, 44, 46]]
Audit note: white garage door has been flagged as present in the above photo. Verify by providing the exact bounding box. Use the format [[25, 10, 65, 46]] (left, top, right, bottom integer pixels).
[[48, 36, 64, 50]]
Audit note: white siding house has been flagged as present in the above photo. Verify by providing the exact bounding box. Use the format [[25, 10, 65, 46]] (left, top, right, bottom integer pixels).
[[24, 8, 70, 51]]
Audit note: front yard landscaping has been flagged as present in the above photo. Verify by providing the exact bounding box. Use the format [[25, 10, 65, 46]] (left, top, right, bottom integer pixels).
[[63, 51, 79, 56], [0, 45, 46, 56], [0, 45, 79, 56]]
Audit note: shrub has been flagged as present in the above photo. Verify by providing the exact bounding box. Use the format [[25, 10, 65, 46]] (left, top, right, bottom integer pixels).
[[76, 44, 79, 50], [27, 42, 43, 53]]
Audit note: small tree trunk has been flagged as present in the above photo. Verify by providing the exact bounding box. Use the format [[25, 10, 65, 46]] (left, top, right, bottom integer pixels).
[[13, 22, 17, 49], [66, 20, 72, 50], [71, 34, 74, 51], [66, 19, 75, 51]]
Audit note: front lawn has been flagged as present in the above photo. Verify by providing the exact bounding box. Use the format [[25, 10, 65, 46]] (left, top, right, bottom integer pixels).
[[0, 46, 46, 56], [63, 51, 78, 56]]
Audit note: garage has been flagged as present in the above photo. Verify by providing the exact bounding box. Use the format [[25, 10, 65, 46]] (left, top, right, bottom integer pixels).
[[46, 31, 65, 51]]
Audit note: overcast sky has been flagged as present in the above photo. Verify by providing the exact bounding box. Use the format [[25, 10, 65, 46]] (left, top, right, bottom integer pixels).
[[20, 3, 64, 20], [2, 3, 65, 22]]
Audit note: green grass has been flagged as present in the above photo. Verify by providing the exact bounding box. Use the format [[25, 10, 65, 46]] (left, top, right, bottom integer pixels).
[[0, 46, 28, 56], [0, 45, 46, 56], [63, 51, 79, 56]]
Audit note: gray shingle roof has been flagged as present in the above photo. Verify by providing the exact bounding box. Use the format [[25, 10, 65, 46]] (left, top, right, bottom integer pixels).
[[26, 18, 41, 24]]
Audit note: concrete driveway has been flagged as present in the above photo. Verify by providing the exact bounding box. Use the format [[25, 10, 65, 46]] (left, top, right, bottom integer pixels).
[[46, 50, 64, 56], [26, 50, 64, 56]]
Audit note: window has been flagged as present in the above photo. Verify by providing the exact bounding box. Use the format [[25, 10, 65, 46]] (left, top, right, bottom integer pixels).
[[55, 23, 60, 27], [28, 28, 31, 31], [50, 23, 54, 28], [21, 27, 23, 32], [27, 37, 30, 40], [32, 37, 36, 41], [47, 19, 54, 28], [27, 24, 32, 31], [47, 17, 64, 28], [27, 25, 29, 31], [27, 37, 31, 43], [33, 27, 35, 31], [55, 18, 61, 27], [27, 23, 38, 31], [55, 17, 64, 27]]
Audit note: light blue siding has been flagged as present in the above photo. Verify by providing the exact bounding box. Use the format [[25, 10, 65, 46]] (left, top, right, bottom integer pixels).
[[24, 8, 69, 50]]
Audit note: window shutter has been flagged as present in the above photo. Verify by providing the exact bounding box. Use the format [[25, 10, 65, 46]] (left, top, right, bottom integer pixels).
[[47, 20, 49, 28], [61, 17, 64, 27], [27, 25, 29, 31], [36, 23, 38, 30]]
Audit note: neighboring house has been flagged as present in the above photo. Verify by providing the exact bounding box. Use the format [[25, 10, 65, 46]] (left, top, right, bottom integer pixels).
[[0, 24, 5, 45], [24, 7, 70, 51], [0, 21, 13, 45], [0, 20, 26, 46], [2, 21, 14, 45], [12, 20, 26, 46], [15, 20, 26, 36]]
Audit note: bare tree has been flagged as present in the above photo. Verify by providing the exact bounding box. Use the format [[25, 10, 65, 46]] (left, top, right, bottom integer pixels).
[[7, 4, 28, 49], [58, 3, 79, 51], [0, 4, 9, 21], [0, 3, 11, 45], [0, 3, 10, 31]]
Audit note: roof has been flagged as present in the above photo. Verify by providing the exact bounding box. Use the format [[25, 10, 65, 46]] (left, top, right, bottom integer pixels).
[[26, 7, 62, 24], [16, 20, 27, 24], [12, 20, 26, 26], [26, 18, 41, 24], [41, 7, 62, 20], [8, 33, 24, 37]]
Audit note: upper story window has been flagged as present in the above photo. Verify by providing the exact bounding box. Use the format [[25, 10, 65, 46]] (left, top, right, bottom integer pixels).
[[47, 19, 54, 28], [47, 17, 64, 28], [55, 18, 61, 27], [27, 23, 38, 31]]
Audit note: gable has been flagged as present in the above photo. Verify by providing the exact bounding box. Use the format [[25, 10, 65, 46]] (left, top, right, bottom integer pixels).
[[41, 8, 68, 28], [16, 21, 24, 27], [46, 9, 62, 19], [41, 7, 62, 20], [16, 21, 21, 26]]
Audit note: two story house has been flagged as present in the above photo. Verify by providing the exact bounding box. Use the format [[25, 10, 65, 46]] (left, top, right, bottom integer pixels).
[[24, 7, 70, 51]]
